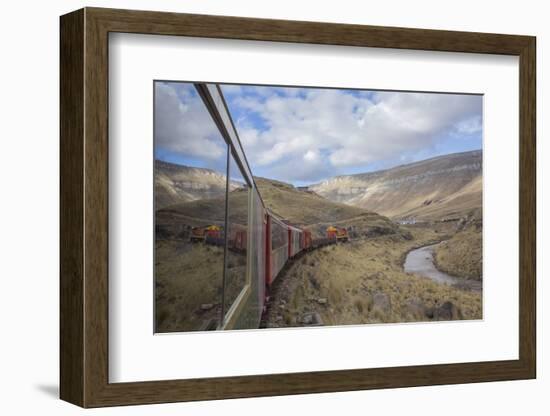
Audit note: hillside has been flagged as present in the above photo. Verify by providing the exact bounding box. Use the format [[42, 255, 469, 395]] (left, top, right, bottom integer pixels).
[[309, 150, 482, 221], [155, 160, 237, 210], [156, 173, 400, 240], [255, 178, 399, 238], [263, 226, 481, 328]]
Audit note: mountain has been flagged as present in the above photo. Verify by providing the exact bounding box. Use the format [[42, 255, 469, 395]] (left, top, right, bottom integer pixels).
[[155, 160, 237, 210], [254, 178, 399, 237], [155, 165, 401, 239], [309, 150, 482, 221]]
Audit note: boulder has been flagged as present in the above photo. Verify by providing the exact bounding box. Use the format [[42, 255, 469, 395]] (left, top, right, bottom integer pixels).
[[301, 314, 314, 325], [405, 298, 427, 320], [433, 301, 463, 320], [372, 292, 391, 315], [300, 312, 323, 326]]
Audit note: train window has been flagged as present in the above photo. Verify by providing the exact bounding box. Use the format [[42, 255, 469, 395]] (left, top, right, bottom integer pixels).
[[270, 218, 289, 281], [223, 153, 250, 318], [153, 81, 228, 333], [271, 220, 287, 251]]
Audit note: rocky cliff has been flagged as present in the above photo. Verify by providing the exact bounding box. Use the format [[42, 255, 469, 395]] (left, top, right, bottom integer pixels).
[[309, 150, 482, 221], [155, 160, 237, 210]]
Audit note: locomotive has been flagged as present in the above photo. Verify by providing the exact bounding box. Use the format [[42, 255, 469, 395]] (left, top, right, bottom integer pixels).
[[326, 225, 349, 242], [190, 225, 223, 243]]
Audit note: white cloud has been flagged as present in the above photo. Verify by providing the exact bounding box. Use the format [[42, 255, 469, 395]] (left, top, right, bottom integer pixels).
[[303, 150, 319, 162], [154, 82, 226, 165], [155, 82, 482, 184], [226, 87, 482, 183], [453, 115, 483, 135]]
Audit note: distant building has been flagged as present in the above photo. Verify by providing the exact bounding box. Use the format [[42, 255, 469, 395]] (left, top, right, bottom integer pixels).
[[297, 186, 310, 192]]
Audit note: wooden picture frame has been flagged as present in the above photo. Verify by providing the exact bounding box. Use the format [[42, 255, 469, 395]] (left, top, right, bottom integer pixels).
[[60, 7, 536, 408]]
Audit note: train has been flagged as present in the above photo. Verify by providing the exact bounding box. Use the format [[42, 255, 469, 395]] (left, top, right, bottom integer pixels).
[[181, 82, 354, 331], [190, 211, 349, 324], [326, 225, 350, 242]]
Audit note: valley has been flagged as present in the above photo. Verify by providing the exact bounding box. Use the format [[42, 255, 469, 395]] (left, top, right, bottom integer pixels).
[[262, 224, 481, 328], [154, 151, 483, 331]]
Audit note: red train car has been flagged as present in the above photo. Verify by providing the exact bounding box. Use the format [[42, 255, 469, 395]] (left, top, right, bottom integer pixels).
[[264, 210, 318, 292], [301, 229, 312, 251], [288, 226, 302, 258], [265, 213, 289, 286]]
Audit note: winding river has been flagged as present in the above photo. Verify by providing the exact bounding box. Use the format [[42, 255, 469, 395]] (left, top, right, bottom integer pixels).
[[403, 243, 482, 292]]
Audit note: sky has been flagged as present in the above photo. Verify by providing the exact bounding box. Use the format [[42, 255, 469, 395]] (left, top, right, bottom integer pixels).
[[154, 81, 482, 186]]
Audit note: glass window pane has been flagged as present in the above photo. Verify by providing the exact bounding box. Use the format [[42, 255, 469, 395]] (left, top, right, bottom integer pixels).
[[270, 218, 289, 281], [224, 154, 250, 316], [271, 220, 287, 250], [154, 81, 228, 333]]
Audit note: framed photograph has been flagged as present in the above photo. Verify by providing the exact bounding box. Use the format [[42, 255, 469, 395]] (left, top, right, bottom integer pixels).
[[60, 7, 536, 407]]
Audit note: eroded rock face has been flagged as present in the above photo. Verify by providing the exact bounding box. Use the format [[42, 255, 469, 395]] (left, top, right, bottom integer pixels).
[[309, 150, 482, 220], [155, 160, 238, 210]]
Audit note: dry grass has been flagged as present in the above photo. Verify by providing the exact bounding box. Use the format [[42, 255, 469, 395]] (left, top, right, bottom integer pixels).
[[159, 177, 400, 240], [155, 240, 224, 332], [435, 227, 482, 280], [397, 176, 482, 221], [265, 226, 482, 327]]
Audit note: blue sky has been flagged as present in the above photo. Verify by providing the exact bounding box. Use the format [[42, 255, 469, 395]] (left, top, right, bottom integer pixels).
[[154, 82, 482, 186]]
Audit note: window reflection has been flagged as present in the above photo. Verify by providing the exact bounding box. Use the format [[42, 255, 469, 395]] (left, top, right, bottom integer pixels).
[[154, 81, 227, 333], [270, 218, 288, 282], [223, 154, 250, 317]]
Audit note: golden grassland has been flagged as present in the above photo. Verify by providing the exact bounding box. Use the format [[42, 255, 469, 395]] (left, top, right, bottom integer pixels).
[[155, 239, 249, 332], [155, 240, 225, 332], [156, 223, 483, 332], [265, 226, 482, 327], [155, 178, 402, 332], [434, 227, 482, 280], [394, 176, 482, 221]]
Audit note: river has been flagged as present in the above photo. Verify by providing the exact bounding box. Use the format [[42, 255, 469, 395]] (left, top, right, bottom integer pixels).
[[403, 243, 481, 292]]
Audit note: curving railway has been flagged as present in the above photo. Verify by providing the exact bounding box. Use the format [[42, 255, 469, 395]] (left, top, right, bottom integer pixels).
[[185, 83, 350, 331], [190, 212, 349, 325]]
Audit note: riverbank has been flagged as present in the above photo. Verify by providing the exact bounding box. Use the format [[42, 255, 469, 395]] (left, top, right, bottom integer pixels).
[[262, 226, 482, 328], [404, 243, 482, 292], [434, 227, 482, 280]]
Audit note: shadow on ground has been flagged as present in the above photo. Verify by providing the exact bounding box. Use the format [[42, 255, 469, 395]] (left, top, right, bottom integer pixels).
[[35, 384, 58, 399]]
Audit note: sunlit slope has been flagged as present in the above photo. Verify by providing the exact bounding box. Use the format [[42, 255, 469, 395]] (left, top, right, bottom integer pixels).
[[310, 150, 482, 221], [155, 160, 233, 210], [156, 175, 400, 239]]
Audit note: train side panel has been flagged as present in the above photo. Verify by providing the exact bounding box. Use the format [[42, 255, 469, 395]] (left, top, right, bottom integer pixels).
[[290, 229, 301, 257], [269, 216, 289, 284], [265, 214, 272, 287], [301, 229, 312, 250]]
